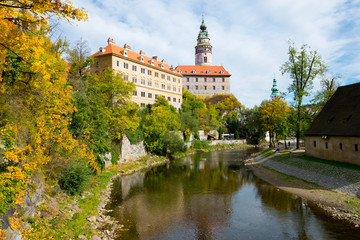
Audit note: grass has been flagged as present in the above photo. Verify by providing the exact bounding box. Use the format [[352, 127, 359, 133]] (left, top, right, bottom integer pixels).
[[298, 155, 360, 171], [24, 156, 168, 239]]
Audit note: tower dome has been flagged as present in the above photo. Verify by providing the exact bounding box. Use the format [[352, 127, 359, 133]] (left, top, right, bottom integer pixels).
[[195, 16, 212, 66]]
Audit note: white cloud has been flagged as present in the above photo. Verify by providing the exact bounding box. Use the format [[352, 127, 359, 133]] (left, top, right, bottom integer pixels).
[[56, 0, 360, 107]]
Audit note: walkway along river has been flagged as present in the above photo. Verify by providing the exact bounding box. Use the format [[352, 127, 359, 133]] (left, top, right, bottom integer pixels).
[[105, 148, 360, 239]]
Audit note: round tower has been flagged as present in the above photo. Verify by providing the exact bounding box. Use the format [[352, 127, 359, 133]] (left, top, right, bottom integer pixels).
[[195, 16, 212, 66], [270, 76, 280, 100]]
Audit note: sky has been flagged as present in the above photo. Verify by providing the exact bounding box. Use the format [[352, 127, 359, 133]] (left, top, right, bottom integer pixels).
[[54, 0, 360, 108]]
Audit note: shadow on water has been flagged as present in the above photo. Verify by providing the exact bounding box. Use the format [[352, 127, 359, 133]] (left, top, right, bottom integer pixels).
[[105, 148, 360, 240]]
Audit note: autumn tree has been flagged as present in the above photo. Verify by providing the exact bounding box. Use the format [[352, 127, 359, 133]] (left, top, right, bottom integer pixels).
[[260, 98, 290, 147], [280, 41, 326, 148], [70, 68, 139, 166]]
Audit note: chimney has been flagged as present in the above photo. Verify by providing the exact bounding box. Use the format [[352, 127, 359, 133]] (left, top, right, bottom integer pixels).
[[124, 44, 132, 50], [152, 56, 158, 61], [107, 37, 115, 45], [161, 59, 166, 63], [139, 50, 146, 55]]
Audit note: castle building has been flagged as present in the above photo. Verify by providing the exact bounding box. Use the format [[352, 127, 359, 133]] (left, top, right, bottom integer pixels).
[[90, 38, 183, 109], [270, 77, 280, 100], [176, 17, 231, 97]]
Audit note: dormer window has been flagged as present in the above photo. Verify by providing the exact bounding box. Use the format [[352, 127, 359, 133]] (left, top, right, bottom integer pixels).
[[124, 50, 128, 56], [141, 56, 144, 62], [179, 69, 182, 74], [161, 64, 164, 69], [192, 69, 196, 73], [220, 70, 224, 74], [151, 60, 154, 65], [206, 70, 210, 74]]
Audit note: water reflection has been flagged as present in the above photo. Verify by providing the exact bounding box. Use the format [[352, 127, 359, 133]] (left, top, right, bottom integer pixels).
[[106, 148, 360, 240]]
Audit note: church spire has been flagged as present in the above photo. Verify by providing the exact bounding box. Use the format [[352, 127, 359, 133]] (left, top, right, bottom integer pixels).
[[271, 75, 280, 100], [195, 16, 212, 66]]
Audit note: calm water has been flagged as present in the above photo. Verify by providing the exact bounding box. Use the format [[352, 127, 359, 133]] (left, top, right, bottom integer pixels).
[[106, 148, 360, 239]]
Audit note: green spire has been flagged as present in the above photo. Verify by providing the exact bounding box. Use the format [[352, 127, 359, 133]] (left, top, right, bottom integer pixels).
[[271, 76, 280, 99]]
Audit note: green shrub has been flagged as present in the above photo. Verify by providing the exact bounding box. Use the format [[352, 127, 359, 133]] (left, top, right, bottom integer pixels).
[[125, 129, 144, 145], [58, 161, 92, 195], [161, 132, 187, 156], [192, 139, 210, 150]]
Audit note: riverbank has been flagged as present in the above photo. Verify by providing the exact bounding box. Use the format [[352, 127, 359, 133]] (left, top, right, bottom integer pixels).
[[245, 149, 360, 226], [20, 155, 169, 240]]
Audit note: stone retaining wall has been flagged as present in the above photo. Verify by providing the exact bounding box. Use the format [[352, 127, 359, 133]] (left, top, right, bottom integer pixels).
[[120, 135, 147, 163], [209, 139, 246, 146]]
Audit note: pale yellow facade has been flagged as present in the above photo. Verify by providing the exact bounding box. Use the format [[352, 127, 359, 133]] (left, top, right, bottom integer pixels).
[[305, 136, 360, 165], [182, 76, 230, 97], [91, 44, 183, 109]]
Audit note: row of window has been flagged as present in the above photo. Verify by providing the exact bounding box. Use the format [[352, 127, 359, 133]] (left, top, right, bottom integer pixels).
[[134, 91, 181, 103], [117, 61, 180, 83], [313, 141, 359, 151], [131, 77, 181, 93], [187, 85, 227, 91], [186, 77, 226, 83]]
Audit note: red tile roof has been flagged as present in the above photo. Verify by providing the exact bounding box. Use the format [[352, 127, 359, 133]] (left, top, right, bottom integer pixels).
[[175, 65, 231, 76], [91, 43, 182, 77]]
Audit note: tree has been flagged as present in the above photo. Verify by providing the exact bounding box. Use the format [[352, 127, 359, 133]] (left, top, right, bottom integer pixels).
[[179, 111, 199, 141], [242, 106, 265, 144], [66, 38, 92, 78], [312, 74, 340, 108], [280, 41, 326, 149], [260, 98, 290, 147]]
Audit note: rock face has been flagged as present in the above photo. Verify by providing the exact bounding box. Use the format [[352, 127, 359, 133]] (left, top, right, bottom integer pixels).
[[120, 135, 147, 163], [23, 174, 44, 218]]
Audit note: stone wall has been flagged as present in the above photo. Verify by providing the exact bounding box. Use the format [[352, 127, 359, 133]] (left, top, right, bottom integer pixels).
[[120, 135, 147, 163], [209, 139, 246, 146], [305, 136, 360, 165]]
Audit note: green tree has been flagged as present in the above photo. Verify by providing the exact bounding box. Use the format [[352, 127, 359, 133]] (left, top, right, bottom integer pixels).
[[280, 41, 326, 148], [312, 74, 340, 109]]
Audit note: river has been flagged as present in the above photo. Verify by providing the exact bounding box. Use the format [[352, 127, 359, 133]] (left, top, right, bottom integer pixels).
[[105, 148, 360, 239]]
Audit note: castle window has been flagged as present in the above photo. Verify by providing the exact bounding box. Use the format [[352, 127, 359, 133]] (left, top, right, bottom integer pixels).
[[213, 78, 215, 82], [141, 92, 145, 97], [178, 98, 181, 103], [192, 69, 196, 73], [96, 61, 99, 68], [173, 77, 176, 82], [204, 86, 207, 90], [124, 50, 127, 56], [133, 91, 137, 96], [123, 62, 129, 69], [132, 77, 137, 83], [187, 78, 190, 82], [167, 76, 171, 81], [204, 78, 207, 82], [220, 70, 224, 74], [148, 93, 152, 98], [132, 65, 137, 71], [355, 144, 358, 151], [161, 74, 165, 79], [151, 60, 154, 65], [325, 142, 328, 149], [117, 61, 119, 67], [196, 85, 198, 90], [155, 94, 158, 99], [204, 57, 207, 63], [168, 97, 171, 101], [141, 103, 145, 108], [124, 75, 128, 81], [187, 86, 189, 90], [213, 86, 216, 90], [173, 87, 176, 92], [161, 84, 165, 89], [161, 64, 164, 69], [141, 68, 145, 74], [339, 143, 343, 150], [313, 141, 316, 147], [206, 70, 210, 74], [141, 79, 145, 85], [173, 98, 176, 102], [155, 72, 159, 77], [148, 81, 152, 86], [196, 78, 198, 82], [148, 70, 152, 75], [141, 56, 144, 62], [222, 78, 225, 82], [222, 86, 225, 90]]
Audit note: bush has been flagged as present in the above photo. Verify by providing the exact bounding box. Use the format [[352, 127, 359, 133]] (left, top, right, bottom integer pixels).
[[58, 161, 92, 195], [125, 129, 144, 145], [161, 132, 187, 156], [192, 139, 210, 150]]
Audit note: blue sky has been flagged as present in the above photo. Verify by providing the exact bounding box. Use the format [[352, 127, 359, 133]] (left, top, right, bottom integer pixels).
[[55, 0, 360, 107]]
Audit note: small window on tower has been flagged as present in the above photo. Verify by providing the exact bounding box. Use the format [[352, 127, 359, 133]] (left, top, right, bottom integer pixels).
[[204, 57, 207, 63]]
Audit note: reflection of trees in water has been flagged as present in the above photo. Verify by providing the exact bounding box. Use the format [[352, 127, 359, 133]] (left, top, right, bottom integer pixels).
[[253, 178, 313, 240], [108, 149, 262, 239]]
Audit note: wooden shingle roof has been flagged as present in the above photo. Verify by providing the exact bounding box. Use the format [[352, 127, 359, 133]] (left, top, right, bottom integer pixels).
[[305, 82, 360, 137]]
